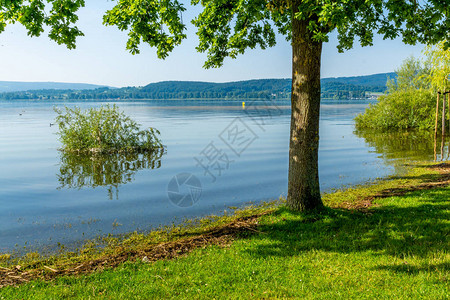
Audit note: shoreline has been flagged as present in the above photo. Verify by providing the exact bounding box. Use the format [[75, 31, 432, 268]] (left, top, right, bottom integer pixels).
[[1, 160, 449, 295]]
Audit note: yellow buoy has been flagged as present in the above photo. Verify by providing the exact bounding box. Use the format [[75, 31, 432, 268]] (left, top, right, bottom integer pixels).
[[242, 101, 245, 108]]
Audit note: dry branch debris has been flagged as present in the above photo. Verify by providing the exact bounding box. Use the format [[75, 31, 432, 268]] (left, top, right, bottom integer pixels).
[[0, 212, 269, 288]]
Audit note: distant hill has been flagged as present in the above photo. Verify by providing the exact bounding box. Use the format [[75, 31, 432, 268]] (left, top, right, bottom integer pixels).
[[141, 79, 291, 93], [139, 79, 291, 98], [0, 81, 109, 93], [0, 72, 396, 100], [321, 72, 397, 87]]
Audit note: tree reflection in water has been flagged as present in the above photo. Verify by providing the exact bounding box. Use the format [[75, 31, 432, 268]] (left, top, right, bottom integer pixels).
[[354, 130, 439, 172], [57, 150, 163, 199]]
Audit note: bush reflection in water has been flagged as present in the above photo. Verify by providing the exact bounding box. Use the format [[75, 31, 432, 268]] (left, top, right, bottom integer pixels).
[[57, 149, 163, 199]]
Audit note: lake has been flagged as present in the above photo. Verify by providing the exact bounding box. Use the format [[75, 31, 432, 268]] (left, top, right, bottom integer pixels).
[[0, 99, 437, 253]]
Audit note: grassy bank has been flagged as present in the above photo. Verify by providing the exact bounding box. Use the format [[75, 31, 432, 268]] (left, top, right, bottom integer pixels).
[[1, 162, 449, 299]]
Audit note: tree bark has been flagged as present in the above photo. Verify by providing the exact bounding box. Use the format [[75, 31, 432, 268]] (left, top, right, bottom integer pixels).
[[287, 5, 324, 211]]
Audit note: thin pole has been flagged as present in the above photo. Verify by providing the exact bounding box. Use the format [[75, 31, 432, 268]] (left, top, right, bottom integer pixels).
[[448, 92, 450, 158], [434, 92, 440, 161], [441, 92, 446, 161]]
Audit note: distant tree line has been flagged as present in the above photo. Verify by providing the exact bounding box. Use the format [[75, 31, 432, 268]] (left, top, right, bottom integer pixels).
[[0, 79, 387, 101], [321, 82, 386, 99]]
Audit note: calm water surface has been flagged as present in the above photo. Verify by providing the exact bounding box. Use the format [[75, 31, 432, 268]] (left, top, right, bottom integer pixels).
[[0, 99, 435, 252]]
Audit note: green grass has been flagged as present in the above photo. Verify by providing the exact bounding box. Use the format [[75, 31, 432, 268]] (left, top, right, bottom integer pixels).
[[1, 165, 449, 299]]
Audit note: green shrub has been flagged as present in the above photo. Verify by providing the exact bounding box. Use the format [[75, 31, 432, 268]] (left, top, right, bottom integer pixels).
[[54, 105, 163, 153], [355, 88, 436, 131]]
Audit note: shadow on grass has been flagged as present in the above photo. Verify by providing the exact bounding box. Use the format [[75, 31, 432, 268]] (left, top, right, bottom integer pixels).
[[388, 173, 445, 182], [243, 188, 449, 263], [359, 167, 450, 201], [388, 172, 450, 184], [374, 262, 450, 274]]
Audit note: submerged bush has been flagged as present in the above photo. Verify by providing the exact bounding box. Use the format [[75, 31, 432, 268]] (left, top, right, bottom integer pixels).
[[54, 105, 163, 153], [355, 88, 436, 131]]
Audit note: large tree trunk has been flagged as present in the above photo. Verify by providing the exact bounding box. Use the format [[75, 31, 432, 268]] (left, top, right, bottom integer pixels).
[[287, 8, 324, 211]]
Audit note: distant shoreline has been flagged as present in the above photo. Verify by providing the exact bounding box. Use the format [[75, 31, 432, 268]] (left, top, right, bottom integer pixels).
[[0, 97, 375, 102], [0, 75, 392, 101]]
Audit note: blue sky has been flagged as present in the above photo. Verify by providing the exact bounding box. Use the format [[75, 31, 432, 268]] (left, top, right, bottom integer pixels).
[[0, 2, 424, 87]]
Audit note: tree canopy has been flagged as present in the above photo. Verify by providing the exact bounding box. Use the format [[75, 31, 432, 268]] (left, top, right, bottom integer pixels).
[[1, 1, 448, 66], [425, 40, 450, 92], [386, 56, 430, 92]]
